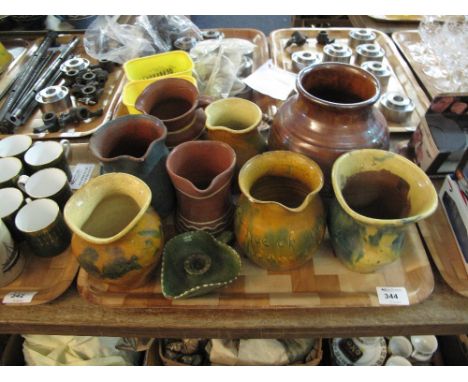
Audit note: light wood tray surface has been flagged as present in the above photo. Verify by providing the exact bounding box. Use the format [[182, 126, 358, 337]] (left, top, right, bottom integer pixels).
[[0, 34, 125, 139], [269, 27, 430, 133]]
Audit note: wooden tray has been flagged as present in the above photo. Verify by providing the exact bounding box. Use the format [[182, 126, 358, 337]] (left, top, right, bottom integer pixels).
[[77, 221, 434, 309], [0, 33, 125, 139], [269, 28, 430, 133], [392, 30, 468, 100], [418, 197, 468, 298]]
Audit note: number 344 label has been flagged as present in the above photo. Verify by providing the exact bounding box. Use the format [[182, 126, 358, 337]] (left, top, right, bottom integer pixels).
[[376, 287, 409, 306]]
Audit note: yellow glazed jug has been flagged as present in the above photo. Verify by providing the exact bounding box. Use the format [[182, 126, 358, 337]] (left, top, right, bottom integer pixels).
[[235, 151, 326, 271], [64, 173, 164, 288], [329, 149, 438, 273], [205, 97, 267, 171]]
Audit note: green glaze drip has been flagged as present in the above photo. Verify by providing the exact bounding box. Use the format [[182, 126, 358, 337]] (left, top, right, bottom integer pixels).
[[138, 229, 160, 238], [78, 247, 101, 278], [102, 255, 142, 279]]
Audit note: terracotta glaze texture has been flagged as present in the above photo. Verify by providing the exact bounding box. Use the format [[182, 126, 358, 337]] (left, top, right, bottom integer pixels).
[[329, 149, 438, 273], [64, 173, 164, 288], [269, 62, 390, 194], [166, 141, 236, 234], [235, 150, 326, 271]]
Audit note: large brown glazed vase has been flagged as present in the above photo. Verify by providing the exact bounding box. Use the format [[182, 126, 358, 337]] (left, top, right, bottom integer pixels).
[[135, 77, 210, 148], [269, 62, 390, 195], [166, 140, 236, 234]]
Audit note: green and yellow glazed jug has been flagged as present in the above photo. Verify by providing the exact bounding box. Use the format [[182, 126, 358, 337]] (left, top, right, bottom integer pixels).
[[235, 150, 326, 271], [328, 149, 438, 273]]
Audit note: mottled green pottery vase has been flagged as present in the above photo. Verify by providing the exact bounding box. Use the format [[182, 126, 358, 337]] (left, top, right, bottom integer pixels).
[[329, 149, 438, 273], [161, 231, 242, 299]]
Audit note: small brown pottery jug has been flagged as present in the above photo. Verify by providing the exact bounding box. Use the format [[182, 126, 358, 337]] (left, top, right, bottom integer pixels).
[[166, 140, 236, 234], [269, 62, 390, 195], [135, 77, 210, 148], [89, 114, 175, 217]]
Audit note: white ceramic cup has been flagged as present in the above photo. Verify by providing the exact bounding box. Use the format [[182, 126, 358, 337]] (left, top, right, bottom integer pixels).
[[388, 336, 413, 358], [385, 355, 412, 366], [17, 167, 72, 208], [0, 187, 24, 240], [24, 139, 71, 179], [0, 134, 32, 158], [410, 335, 438, 362], [0, 157, 23, 188], [0, 219, 25, 288]]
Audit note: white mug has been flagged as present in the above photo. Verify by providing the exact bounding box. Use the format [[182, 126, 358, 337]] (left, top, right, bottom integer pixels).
[[24, 139, 71, 179], [0, 187, 24, 241], [0, 219, 25, 287], [410, 335, 438, 362], [388, 336, 413, 358], [0, 134, 32, 158], [0, 157, 23, 188]]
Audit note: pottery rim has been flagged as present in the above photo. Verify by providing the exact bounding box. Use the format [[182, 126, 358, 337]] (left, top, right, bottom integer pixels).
[[63, 172, 151, 245], [161, 230, 242, 299], [89, 114, 167, 163], [238, 150, 324, 213], [204, 97, 262, 134], [296, 62, 381, 109], [135, 77, 199, 124], [331, 149, 438, 227], [166, 140, 236, 195]]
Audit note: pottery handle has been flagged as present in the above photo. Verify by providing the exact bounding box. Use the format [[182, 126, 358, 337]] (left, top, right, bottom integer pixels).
[[60, 139, 71, 159], [17, 175, 29, 194], [198, 96, 213, 110]]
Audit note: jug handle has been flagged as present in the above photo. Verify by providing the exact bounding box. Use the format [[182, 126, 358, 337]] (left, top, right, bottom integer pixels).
[[198, 96, 213, 110]]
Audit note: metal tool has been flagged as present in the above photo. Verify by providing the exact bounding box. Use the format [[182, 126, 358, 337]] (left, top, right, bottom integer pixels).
[[355, 43, 385, 66], [349, 29, 377, 48], [174, 36, 198, 52], [292, 51, 321, 72], [361, 61, 392, 91], [202, 30, 224, 40], [35, 85, 72, 114], [285, 31, 307, 49], [380, 92, 415, 123], [322, 43, 352, 63], [316, 30, 335, 46], [60, 57, 90, 74]]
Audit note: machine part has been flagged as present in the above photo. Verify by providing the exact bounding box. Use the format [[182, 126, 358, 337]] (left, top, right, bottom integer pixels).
[[41, 112, 60, 132], [355, 43, 385, 66], [380, 92, 415, 123], [291, 51, 321, 73], [174, 36, 198, 52], [79, 70, 97, 84], [316, 30, 335, 46], [97, 59, 116, 72], [202, 30, 224, 40], [361, 61, 392, 91], [60, 57, 90, 74], [349, 29, 377, 48], [237, 56, 254, 78], [285, 31, 308, 49], [8, 37, 79, 126], [322, 43, 352, 63], [35, 85, 72, 114], [76, 97, 97, 106]]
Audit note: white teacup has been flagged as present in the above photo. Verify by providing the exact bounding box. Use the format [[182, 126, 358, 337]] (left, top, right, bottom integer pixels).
[[24, 139, 71, 179], [410, 335, 438, 362], [385, 355, 412, 366], [0, 157, 24, 188], [0, 220, 25, 288], [0, 187, 24, 241], [388, 336, 413, 358], [0, 134, 32, 158]]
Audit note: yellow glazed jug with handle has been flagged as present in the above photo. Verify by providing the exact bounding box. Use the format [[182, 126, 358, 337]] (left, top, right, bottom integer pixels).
[[234, 150, 326, 271], [64, 173, 164, 288], [328, 149, 438, 273]]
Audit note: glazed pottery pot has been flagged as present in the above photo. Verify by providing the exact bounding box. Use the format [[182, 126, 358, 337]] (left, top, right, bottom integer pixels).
[[204, 97, 267, 171], [0, 220, 25, 288], [269, 62, 390, 195], [64, 173, 164, 288], [328, 149, 438, 273], [166, 141, 236, 234], [135, 77, 210, 148], [89, 114, 175, 217], [161, 230, 242, 299], [234, 150, 326, 271]]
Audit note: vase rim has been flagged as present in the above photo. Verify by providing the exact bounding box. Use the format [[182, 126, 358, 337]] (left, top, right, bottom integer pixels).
[[332, 149, 438, 226], [89, 114, 167, 164], [296, 62, 381, 109], [239, 150, 324, 213]]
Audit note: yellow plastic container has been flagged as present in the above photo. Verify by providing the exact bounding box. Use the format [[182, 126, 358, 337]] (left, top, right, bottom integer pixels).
[[122, 75, 197, 115], [123, 51, 194, 81], [0, 41, 13, 74]]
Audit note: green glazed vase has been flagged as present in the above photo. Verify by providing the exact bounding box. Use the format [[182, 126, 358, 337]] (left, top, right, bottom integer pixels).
[[161, 230, 242, 299]]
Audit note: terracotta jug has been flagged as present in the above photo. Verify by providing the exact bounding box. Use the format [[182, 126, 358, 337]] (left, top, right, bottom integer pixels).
[[64, 173, 164, 288], [204, 97, 267, 171], [89, 114, 175, 218], [328, 149, 438, 273], [166, 140, 236, 234], [234, 150, 326, 271], [135, 77, 210, 148], [269, 62, 390, 195]]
